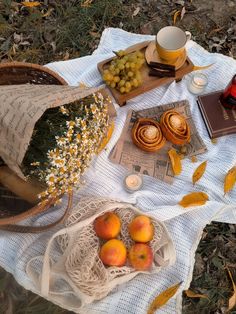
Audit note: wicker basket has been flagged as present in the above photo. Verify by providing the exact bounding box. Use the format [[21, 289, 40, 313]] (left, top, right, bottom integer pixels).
[[0, 62, 67, 86], [0, 61, 67, 222]]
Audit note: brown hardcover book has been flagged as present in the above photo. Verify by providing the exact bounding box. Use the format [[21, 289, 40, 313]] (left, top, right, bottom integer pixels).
[[197, 90, 236, 139]]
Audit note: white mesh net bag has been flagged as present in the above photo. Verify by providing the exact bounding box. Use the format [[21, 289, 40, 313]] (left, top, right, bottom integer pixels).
[[26, 197, 176, 311]]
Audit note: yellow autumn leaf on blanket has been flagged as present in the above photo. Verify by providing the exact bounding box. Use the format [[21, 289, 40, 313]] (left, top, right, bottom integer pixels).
[[185, 289, 209, 300], [226, 267, 236, 311], [168, 148, 182, 176], [178, 192, 209, 208], [97, 121, 114, 154], [192, 161, 207, 185], [22, 1, 41, 7], [224, 166, 236, 195], [147, 282, 182, 314]]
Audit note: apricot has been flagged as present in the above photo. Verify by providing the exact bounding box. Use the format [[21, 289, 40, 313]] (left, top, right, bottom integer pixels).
[[94, 212, 121, 240], [129, 243, 153, 271], [128, 215, 154, 243], [99, 239, 127, 267]]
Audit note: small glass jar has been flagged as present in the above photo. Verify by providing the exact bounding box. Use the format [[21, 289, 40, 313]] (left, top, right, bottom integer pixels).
[[188, 73, 208, 95], [123, 173, 143, 193]]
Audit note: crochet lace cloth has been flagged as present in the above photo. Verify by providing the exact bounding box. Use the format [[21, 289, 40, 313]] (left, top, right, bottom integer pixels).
[[26, 197, 175, 309], [0, 28, 235, 314]]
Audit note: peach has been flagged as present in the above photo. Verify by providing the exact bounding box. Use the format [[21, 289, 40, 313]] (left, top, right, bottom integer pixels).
[[129, 243, 153, 271], [99, 239, 127, 267], [94, 212, 121, 240], [128, 215, 154, 243]]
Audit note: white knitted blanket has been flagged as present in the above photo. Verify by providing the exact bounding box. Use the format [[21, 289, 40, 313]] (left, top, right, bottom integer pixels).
[[0, 28, 236, 314]]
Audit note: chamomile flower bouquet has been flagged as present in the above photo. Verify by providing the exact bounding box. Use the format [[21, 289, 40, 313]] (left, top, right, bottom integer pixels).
[[21, 91, 110, 203]]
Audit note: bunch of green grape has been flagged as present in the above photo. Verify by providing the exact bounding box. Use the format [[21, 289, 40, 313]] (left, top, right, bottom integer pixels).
[[102, 50, 145, 94]]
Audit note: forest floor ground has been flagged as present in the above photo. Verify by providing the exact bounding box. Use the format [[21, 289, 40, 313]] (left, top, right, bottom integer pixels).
[[0, 1, 235, 313]]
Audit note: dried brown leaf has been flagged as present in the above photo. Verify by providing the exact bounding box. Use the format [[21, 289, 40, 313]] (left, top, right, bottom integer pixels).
[[208, 27, 224, 36], [180, 6, 186, 20], [178, 192, 209, 208], [89, 31, 100, 38], [81, 0, 93, 7], [147, 282, 182, 314], [173, 10, 180, 25], [21, 1, 41, 7], [224, 166, 236, 195], [168, 148, 182, 175], [192, 161, 207, 185], [185, 289, 209, 300], [226, 267, 236, 311], [191, 156, 198, 163], [50, 41, 56, 53], [175, 0, 185, 5], [13, 33, 22, 44], [63, 51, 70, 61], [42, 8, 54, 18], [132, 7, 140, 17]]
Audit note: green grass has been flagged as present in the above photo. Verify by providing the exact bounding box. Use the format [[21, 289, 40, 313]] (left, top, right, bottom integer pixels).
[[0, 0, 152, 64]]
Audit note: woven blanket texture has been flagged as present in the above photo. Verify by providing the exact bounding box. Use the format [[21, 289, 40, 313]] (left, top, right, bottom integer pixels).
[[0, 28, 236, 314]]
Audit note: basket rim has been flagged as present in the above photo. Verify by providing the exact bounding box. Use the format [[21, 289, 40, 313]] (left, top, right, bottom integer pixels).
[[0, 61, 68, 86]]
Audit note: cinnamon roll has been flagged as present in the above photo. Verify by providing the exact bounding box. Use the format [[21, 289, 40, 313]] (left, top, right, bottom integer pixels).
[[160, 110, 190, 145], [131, 118, 166, 152]]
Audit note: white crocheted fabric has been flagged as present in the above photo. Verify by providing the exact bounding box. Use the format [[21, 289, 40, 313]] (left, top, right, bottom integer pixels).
[[0, 28, 236, 314], [26, 197, 175, 310]]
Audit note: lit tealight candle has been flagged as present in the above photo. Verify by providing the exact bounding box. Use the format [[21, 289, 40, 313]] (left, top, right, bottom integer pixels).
[[124, 173, 143, 193], [188, 73, 208, 95]]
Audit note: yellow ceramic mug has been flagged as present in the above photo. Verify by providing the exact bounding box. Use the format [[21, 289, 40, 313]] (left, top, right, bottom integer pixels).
[[156, 26, 191, 61]]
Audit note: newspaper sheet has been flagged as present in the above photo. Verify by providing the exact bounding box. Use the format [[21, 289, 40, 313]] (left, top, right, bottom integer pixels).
[[109, 100, 207, 184]]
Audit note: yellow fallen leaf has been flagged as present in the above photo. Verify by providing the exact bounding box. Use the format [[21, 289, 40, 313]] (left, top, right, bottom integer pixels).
[[168, 148, 182, 176], [185, 289, 209, 300], [211, 138, 218, 144], [178, 192, 209, 208], [21, 1, 41, 7], [78, 82, 88, 88], [173, 10, 180, 25], [180, 145, 187, 155], [81, 0, 93, 7], [224, 166, 236, 195], [97, 121, 114, 154], [147, 282, 182, 314], [226, 267, 236, 311], [192, 161, 207, 185], [193, 63, 214, 71]]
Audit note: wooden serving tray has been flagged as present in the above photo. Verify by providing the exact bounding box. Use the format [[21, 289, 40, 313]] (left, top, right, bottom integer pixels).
[[97, 41, 194, 107]]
